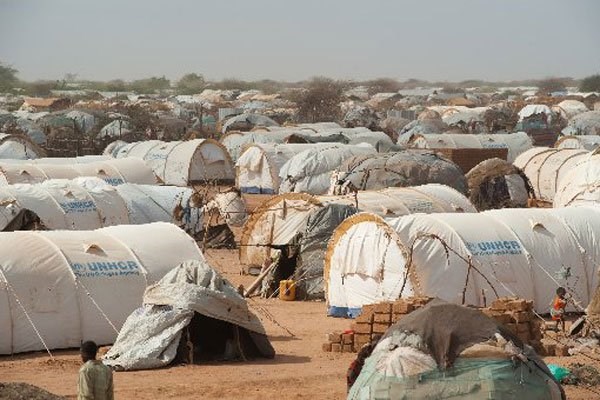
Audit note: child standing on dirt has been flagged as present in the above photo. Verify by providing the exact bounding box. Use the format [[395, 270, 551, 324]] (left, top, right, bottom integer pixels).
[[551, 287, 568, 332]]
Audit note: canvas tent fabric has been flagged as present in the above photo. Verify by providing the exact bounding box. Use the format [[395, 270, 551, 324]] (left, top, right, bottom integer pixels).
[[348, 301, 563, 400], [552, 100, 588, 120], [103, 259, 274, 370], [0, 158, 158, 186], [0, 133, 46, 160], [103, 140, 129, 157], [325, 207, 600, 317], [65, 111, 96, 135], [0, 177, 205, 236], [113, 139, 234, 186], [278, 144, 376, 195], [513, 147, 590, 202], [562, 111, 600, 136], [406, 132, 533, 163], [466, 158, 532, 210], [555, 135, 600, 151], [240, 185, 476, 299], [554, 153, 600, 208], [221, 113, 279, 133], [221, 131, 290, 162], [236, 143, 339, 194], [518, 104, 554, 122], [0, 222, 203, 354], [330, 151, 468, 195], [98, 119, 131, 139]]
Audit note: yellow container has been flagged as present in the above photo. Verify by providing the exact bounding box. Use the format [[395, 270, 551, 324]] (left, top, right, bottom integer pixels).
[[279, 279, 296, 301]]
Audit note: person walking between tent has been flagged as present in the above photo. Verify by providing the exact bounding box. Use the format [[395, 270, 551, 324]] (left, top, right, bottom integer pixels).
[[78, 341, 114, 400], [551, 287, 568, 332]]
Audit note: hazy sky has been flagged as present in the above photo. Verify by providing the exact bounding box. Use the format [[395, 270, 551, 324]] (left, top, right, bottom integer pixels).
[[1, 0, 599, 82]]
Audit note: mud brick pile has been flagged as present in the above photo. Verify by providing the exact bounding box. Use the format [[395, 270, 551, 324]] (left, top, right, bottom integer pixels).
[[322, 297, 433, 353], [480, 297, 545, 353]]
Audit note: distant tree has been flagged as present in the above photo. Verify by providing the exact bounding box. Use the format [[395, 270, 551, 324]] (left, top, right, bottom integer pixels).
[[63, 73, 78, 82], [25, 80, 57, 96], [580, 74, 600, 92], [293, 77, 346, 123], [105, 79, 127, 92], [175, 73, 206, 95], [537, 78, 567, 95], [0, 62, 19, 92], [364, 78, 401, 95], [130, 76, 171, 94]]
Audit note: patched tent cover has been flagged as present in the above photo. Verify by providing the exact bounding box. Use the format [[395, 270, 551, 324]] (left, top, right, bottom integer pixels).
[[104, 259, 275, 370], [331, 151, 468, 194], [349, 301, 563, 400]]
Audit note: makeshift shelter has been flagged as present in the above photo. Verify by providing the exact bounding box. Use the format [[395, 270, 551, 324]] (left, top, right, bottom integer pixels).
[[466, 158, 532, 210], [562, 111, 600, 136], [0, 222, 204, 354], [406, 132, 533, 163], [103, 259, 275, 370], [236, 143, 340, 194], [221, 113, 279, 133], [278, 144, 376, 194], [349, 301, 563, 400], [102, 140, 129, 157], [325, 207, 600, 316], [0, 158, 157, 186], [98, 119, 131, 139], [0, 132, 45, 160], [239, 185, 476, 299], [513, 147, 589, 202], [330, 151, 468, 195], [65, 110, 96, 135], [221, 130, 290, 162], [113, 139, 234, 186], [554, 153, 600, 208]]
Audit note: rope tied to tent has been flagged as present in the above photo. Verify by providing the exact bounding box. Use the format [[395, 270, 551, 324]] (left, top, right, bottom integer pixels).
[[74, 279, 120, 335], [0, 270, 54, 360]]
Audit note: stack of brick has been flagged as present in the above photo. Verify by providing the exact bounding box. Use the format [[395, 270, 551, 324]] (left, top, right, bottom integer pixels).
[[322, 297, 433, 353], [480, 297, 544, 352]]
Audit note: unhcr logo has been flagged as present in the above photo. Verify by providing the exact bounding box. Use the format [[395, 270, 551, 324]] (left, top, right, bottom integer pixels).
[[465, 240, 522, 256], [70, 260, 140, 278], [103, 178, 125, 186], [59, 200, 97, 213]]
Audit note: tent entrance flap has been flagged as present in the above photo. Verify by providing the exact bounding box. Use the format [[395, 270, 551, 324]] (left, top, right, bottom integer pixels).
[[177, 313, 262, 363]]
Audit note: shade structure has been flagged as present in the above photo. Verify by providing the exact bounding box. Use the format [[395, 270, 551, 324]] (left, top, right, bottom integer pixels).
[[113, 139, 234, 186], [0, 222, 203, 354], [325, 207, 600, 317]]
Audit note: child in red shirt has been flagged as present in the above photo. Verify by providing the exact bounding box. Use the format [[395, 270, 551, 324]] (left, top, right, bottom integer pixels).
[[550, 287, 568, 332]]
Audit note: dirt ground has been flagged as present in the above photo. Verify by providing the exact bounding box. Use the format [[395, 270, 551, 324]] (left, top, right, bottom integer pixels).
[[1, 247, 600, 399]]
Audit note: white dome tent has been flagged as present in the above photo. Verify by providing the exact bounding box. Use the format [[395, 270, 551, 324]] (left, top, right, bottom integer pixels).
[[236, 143, 339, 194], [0, 178, 203, 236], [407, 132, 533, 163], [513, 147, 590, 202], [113, 139, 235, 186], [325, 207, 600, 317], [0, 132, 46, 160], [555, 135, 600, 151], [239, 184, 476, 268], [0, 158, 157, 186], [554, 152, 600, 207], [278, 143, 376, 194], [0, 222, 203, 354]]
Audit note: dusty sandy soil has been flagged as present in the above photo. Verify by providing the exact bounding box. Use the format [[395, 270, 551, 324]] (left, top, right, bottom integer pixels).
[[1, 247, 600, 399]]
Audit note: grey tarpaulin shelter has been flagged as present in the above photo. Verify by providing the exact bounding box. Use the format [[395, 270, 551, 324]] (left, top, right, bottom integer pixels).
[[104, 259, 275, 370], [331, 151, 468, 194], [349, 301, 563, 400]]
